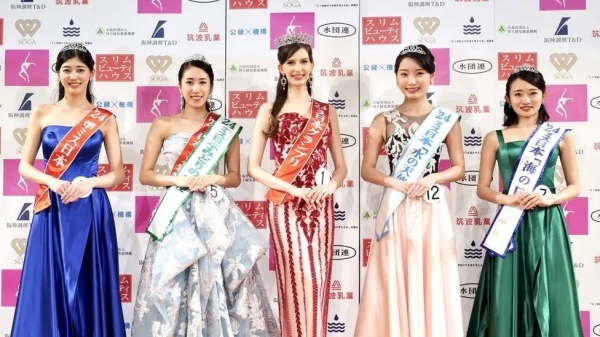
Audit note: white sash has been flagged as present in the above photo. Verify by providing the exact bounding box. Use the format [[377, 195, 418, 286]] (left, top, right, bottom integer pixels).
[[146, 116, 242, 241], [375, 106, 459, 240], [481, 123, 567, 257]]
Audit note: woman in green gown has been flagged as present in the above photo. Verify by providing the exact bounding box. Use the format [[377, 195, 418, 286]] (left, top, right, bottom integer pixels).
[[466, 64, 583, 336]]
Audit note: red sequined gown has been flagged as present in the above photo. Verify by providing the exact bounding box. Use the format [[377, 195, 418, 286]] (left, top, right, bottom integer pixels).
[[268, 111, 335, 337]]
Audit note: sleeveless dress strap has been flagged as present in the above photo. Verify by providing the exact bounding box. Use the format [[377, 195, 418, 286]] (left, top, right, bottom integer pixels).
[[496, 130, 505, 146]]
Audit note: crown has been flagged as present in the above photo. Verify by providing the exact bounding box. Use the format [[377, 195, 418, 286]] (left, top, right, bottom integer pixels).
[[59, 42, 88, 53], [274, 31, 313, 49], [184, 53, 210, 65], [512, 63, 539, 74], [400, 45, 426, 55]]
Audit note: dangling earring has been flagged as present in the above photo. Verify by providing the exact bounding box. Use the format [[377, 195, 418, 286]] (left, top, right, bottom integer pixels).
[[308, 72, 313, 87], [280, 74, 287, 89]]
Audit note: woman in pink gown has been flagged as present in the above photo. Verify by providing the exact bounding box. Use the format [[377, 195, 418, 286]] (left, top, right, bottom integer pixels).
[[355, 44, 466, 337], [248, 31, 347, 337]]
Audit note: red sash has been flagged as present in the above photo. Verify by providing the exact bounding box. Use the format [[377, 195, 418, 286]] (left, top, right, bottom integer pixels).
[[170, 112, 220, 175], [265, 99, 330, 204], [34, 108, 113, 213]]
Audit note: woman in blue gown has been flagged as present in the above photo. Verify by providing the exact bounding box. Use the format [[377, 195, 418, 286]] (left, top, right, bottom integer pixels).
[[11, 43, 126, 336]]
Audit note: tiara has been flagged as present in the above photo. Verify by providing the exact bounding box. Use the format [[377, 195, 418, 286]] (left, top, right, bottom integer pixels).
[[60, 42, 88, 53], [512, 63, 539, 74], [400, 45, 426, 55], [184, 53, 210, 65], [274, 31, 313, 49]]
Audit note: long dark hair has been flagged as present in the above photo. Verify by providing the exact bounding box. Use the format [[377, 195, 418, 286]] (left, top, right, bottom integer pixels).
[[52, 46, 95, 103], [503, 70, 549, 126], [177, 59, 214, 112], [264, 43, 314, 138], [393, 44, 435, 75]]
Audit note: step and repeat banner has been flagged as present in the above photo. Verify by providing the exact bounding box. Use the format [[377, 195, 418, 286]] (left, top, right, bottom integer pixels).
[[0, 0, 599, 335]]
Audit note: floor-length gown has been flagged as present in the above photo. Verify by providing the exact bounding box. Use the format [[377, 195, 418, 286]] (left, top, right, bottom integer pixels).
[[268, 112, 335, 337], [466, 130, 582, 336], [355, 110, 464, 337], [11, 125, 126, 336], [131, 132, 280, 337]]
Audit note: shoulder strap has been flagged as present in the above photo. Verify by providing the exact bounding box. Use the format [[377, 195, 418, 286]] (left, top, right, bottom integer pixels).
[[496, 130, 505, 145]]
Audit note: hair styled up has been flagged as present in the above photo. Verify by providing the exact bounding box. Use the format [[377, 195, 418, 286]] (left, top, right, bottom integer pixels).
[[177, 58, 215, 112], [263, 42, 314, 138], [502, 69, 549, 127], [393, 44, 436, 75], [52, 44, 95, 103]]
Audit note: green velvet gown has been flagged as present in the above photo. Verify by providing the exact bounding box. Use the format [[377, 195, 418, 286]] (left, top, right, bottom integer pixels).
[[466, 130, 583, 337]]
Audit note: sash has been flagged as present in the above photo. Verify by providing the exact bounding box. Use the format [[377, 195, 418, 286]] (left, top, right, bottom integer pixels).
[[481, 122, 567, 257], [34, 108, 113, 213], [146, 113, 242, 241], [374, 107, 459, 240], [265, 99, 330, 204]]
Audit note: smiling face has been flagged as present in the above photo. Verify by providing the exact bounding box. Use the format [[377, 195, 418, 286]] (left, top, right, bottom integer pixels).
[[58, 56, 93, 99], [395, 56, 434, 100], [278, 46, 314, 88], [506, 78, 547, 119], [179, 65, 212, 109]]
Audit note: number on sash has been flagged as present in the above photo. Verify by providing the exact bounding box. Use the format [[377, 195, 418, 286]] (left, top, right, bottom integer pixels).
[[316, 167, 331, 186], [534, 184, 552, 196], [209, 185, 224, 201], [424, 184, 443, 204]]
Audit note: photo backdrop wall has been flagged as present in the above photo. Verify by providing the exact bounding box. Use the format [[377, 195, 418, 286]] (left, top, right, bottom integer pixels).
[[0, 0, 599, 335]]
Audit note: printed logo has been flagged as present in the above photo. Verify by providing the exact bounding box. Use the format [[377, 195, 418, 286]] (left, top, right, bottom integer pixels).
[[498, 52, 537, 80], [460, 283, 478, 299], [464, 240, 483, 259], [564, 197, 588, 235], [138, 0, 182, 13], [17, 203, 33, 221], [146, 55, 172, 81], [15, 18, 41, 39], [136, 86, 180, 122], [119, 274, 132, 302], [554, 17, 570, 35], [545, 85, 587, 122], [332, 245, 356, 261], [135, 196, 160, 233], [229, 0, 267, 9], [362, 16, 401, 45], [463, 17, 481, 35], [151, 20, 167, 38], [549, 52, 577, 79], [3, 159, 44, 196], [12, 238, 27, 264], [540, 0, 586, 11], [464, 128, 482, 146], [430, 48, 450, 85], [317, 22, 356, 38], [333, 203, 346, 221], [328, 91, 345, 110], [209, 97, 222, 111], [19, 93, 34, 111], [590, 96, 600, 110], [270, 12, 315, 49], [340, 133, 356, 148], [327, 314, 345, 333], [62, 19, 80, 37], [457, 170, 480, 187], [590, 210, 600, 223], [96, 54, 135, 82], [1, 269, 21, 307], [228, 91, 267, 118], [235, 201, 268, 229], [414, 17, 440, 43], [452, 59, 493, 74], [5, 49, 50, 86], [362, 238, 372, 267], [13, 128, 27, 147]]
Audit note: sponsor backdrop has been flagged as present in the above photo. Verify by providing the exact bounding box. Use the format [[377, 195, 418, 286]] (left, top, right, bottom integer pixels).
[[0, 0, 599, 335]]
